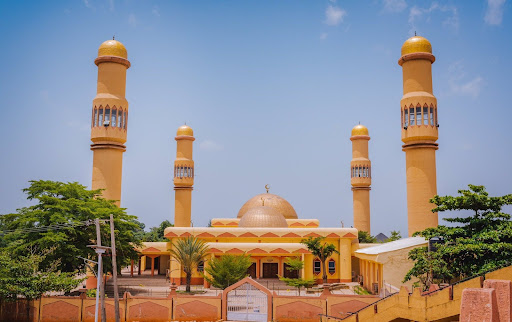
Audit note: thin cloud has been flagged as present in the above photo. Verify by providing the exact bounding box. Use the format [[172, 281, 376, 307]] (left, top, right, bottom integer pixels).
[[324, 5, 347, 26], [83, 0, 92, 9], [383, 0, 407, 13], [152, 6, 160, 17], [109, 0, 114, 12], [128, 13, 137, 27], [448, 61, 483, 98], [485, 0, 506, 25], [408, 2, 459, 34], [320, 33, 328, 40], [199, 140, 223, 151]]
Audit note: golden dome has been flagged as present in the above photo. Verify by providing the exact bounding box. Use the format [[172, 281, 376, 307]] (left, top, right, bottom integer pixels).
[[351, 124, 369, 136], [176, 124, 193, 136], [238, 206, 288, 228], [98, 39, 127, 59], [237, 193, 298, 219], [401, 36, 432, 56]]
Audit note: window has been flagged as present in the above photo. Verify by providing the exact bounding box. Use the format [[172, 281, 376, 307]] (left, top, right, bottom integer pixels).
[[401, 109, 403, 128], [328, 259, 336, 275], [430, 106, 434, 125], [313, 259, 321, 274], [404, 108, 409, 127], [197, 261, 204, 272], [423, 106, 428, 125], [409, 107, 415, 126], [93, 108, 98, 127], [112, 107, 117, 127], [98, 108, 103, 126], [123, 111, 127, 129], [105, 107, 110, 124], [416, 106, 421, 126], [434, 106, 438, 126]]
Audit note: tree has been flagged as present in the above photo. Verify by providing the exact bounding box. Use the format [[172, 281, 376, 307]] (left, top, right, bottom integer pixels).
[[169, 236, 209, 292], [142, 220, 173, 242], [278, 257, 315, 295], [0, 248, 82, 319], [0, 180, 143, 274], [358, 231, 377, 243], [203, 254, 252, 289], [404, 185, 512, 290], [386, 231, 402, 242], [301, 237, 340, 284]]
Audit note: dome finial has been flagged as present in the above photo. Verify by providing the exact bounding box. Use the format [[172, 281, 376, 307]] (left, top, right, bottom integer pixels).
[[414, 31, 417, 36], [261, 197, 265, 206], [113, 35, 115, 40], [265, 184, 270, 193]]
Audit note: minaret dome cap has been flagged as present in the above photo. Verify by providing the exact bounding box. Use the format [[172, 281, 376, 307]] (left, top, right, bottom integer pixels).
[[177, 124, 194, 136], [98, 39, 127, 59], [351, 124, 369, 136], [401, 36, 432, 56]]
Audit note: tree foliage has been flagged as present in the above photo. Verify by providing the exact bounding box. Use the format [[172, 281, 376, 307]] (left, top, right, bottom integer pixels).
[[0, 248, 82, 301], [301, 237, 339, 284], [386, 231, 402, 242], [358, 231, 377, 243], [404, 185, 512, 290], [0, 180, 143, 274], [203, 254, 252, 289], [169, 236, 209, 292], [141, 220, 173, 242], [279, 257, 314, 295]]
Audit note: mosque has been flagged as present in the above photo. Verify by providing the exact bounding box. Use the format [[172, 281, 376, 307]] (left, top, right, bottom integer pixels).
[[86, 35, 439, 293]]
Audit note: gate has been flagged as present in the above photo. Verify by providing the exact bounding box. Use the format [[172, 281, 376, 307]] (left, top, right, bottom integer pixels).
[[227, 282, 268, 321]]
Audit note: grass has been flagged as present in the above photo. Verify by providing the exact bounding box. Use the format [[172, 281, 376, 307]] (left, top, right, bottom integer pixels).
[[353, 285, 371, 295]]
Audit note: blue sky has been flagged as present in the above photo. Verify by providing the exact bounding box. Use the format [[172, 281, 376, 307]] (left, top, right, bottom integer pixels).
[[0, 0, 510, 235]]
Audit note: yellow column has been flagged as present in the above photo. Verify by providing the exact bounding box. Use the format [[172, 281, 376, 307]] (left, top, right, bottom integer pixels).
[[174, 125, 195, 227], [339, 239, 352, 282], [350, 125, 371, 233], [399, 36, 439, 236], [90, 39, 130, 206]]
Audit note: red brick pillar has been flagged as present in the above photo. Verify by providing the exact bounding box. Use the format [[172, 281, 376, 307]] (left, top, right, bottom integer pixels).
[[460, 288, 499, 322], [484, 279, 512, 322]]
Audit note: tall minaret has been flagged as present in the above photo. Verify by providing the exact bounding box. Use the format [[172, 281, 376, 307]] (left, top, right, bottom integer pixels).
[[90, 39, 130, 206], [399, 36, 439, 236], [174, 125, 195, 227], [350, 124, 371, 234]]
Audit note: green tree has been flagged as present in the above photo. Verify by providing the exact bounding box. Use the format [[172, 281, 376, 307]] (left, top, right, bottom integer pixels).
[[358, 231, 377, 243], [203, 254, 252, 289], [279, 257, 315, 295], [169, 236, 209, 292], [404, 185, 512, 290], [142, 220, 173, 242], [0, 180, 143, 274], [0, 248, 82, 319], [301, 237, 340, 284], [386, 230, 402, 242]]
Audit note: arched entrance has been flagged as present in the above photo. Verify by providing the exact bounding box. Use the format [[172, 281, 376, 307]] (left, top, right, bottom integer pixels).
[[222, 277, 272, 322]]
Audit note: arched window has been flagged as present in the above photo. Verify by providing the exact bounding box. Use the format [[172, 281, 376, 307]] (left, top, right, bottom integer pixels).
[[118, 109, 123, 128], [409, 106, 415, 126], [123, 111, 127, 129], [434, 106, 438, 126], [313, 259, 321, 275], [401, 109, 404, 128], [112, 107, 117, 127], [197, 261, 204, 272], [430, 106, 434, 125], [105, 107, 110, 125], [98, 107, 103, 126], [416, 105, 421, 126], [328, 259, 336, 275], [404, 108, 409, 127], [423, 105, 428, 125], [93, 108, 98, 127]]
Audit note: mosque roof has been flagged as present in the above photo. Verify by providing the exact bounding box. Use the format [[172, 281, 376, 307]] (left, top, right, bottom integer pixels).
[[351, 124, 369, 136], [176, 124, 193, 136], [205, 242, 310, 254], [355, 237, 426, 255], [98, 39, 127, 59], [401, 36, 432, 56], [237, 192, 298, 219], [238, 205, 288, 228], [164, 227, 358, 239]]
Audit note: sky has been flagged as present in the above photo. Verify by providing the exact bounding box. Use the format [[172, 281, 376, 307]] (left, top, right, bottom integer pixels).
[[0, 0, 511, 235]]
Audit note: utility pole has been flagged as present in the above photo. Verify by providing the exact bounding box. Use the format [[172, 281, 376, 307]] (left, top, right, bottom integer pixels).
[[89, 219, 110, 322], [110, 214, 120, 322]]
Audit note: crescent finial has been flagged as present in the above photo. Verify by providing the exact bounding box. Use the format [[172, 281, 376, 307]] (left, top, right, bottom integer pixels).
[[265, 184, 270, 193]]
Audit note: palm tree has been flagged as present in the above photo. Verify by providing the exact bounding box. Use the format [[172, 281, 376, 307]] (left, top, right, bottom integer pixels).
[[301, 237, 339, 284], [169, 236, 209, 292]]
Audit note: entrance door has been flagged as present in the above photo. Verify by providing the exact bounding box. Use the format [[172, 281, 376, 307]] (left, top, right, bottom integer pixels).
[[247, 263, 256, 278], [283, 263, 298, 278], [262, 263, 278, 278], [154, 256, 160, 274]]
